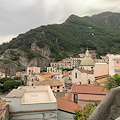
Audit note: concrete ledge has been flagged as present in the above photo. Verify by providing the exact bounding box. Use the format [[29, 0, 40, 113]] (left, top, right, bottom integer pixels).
[[88, 87, 120, 120]]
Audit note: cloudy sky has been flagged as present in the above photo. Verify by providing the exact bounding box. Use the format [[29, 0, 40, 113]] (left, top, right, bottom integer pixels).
[[0, 0, 120, 45]]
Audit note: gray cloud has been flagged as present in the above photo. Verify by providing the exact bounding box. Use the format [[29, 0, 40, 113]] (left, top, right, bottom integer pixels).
[[0, 0, 120, 44]]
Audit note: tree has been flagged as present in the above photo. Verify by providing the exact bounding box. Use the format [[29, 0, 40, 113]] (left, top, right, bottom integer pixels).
[[74, 102, 100, 120], [0, 77, 22, 92], [103, 74, 120, 91], [3, 80, 17, 90], [14, 76, 23, 85], [0, 77, 13, 84]]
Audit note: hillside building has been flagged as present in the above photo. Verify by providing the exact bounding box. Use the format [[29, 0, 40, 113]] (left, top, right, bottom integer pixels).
[[47, 67, 62, 73], [27, 67, 40, 75]]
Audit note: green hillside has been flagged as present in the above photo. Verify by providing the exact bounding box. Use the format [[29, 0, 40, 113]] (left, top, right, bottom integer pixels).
[[1, 12, 120, 62]]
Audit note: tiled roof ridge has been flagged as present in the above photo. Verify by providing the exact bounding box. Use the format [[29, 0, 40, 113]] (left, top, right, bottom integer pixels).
[[78, 99, 101, 102], [72, 84, 104, 87], [56, 97, 77, 104], [95, 74, 109, 78], [36, 80, 62, 86], [76, 68, 94, 74]]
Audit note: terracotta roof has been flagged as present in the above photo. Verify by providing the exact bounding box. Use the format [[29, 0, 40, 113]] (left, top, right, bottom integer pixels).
[[96, 78, 107, 84], [78, 102, 89, 109], [35, 72, 46, 76], [42, 73, 53, 77], [94, 64, 109, 77], [67, 91, 72, 101], [63, 58, 72, 61], [77, 68, 94, 74], [33, 80, 63, 87], [71, 84, 108, 95], [56, 97, 80, 113], [62, 96, 68, 100], [62, 71, 71, 75], [78, 94, 106, 101], [59, 61, 64, 63], [62, 91, 72, 101], [95, 75, 108, 84]]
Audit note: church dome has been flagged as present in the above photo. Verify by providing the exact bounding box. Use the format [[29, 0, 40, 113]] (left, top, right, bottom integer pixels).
[[80, 49, 94, 66], [80, 57, 94, 66]]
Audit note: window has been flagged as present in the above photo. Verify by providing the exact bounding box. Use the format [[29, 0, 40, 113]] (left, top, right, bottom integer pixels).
[[91, 67, 93, 69], [57, 90, 59, 92], [74, 94, 78, 103], [57, 86, 59, 89], [88, 80, 90, 84], [75, 73, 77, 78], [51, 86, 52, 89], [117, 61, 119, 63]]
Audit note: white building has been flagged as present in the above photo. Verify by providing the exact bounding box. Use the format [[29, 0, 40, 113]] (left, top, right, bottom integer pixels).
[[6, 86, 57, 120], [72, 68, 95, 85], [107, 54, 120, 76], [72, 49, 95, 85]]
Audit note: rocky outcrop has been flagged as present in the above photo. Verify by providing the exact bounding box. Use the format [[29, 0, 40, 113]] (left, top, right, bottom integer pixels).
[[31, 43, 51, 56], [28, 57, 51, 67], [0, 47, 51, 76]]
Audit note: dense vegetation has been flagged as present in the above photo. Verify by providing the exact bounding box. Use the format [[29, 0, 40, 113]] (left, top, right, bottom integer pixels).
[[74, 102, 100, 120], [1, 12, 120, 61], [0, 77, 23, 93], [103, 74, 120, 91]]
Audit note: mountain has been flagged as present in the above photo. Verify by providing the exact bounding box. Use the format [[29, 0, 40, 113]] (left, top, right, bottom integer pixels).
[[1, 11, 120, 76], [84, 11, 120, 29]]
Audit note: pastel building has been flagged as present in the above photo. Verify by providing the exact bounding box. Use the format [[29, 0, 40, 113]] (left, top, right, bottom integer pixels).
[[16, 72, 26, 79], [33, 80, 63, 92], [27, 67, 40, 75], [47, 67, 62, 73], [107, 54, 120, 75], [6, 86, 57, 120], [51, 58, 73, 69], [71, 57, 82, 68]]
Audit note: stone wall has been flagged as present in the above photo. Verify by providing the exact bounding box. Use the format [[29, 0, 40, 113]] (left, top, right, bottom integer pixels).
[[0, 104, 9, 120], [88, 87, 120, 120]]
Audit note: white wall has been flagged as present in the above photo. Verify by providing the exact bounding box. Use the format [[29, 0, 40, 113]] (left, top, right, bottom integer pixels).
[[107, 54, 115, 76], [6, 98, 57, 112], [72, 69, 81, 84], [88, 74, 95, 84], [6, 97, 57, 120], [81, 73, 87, 84]]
